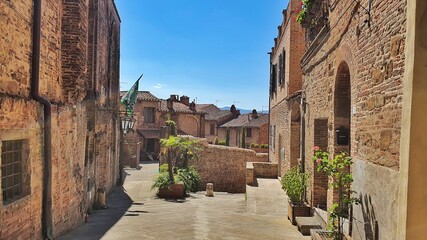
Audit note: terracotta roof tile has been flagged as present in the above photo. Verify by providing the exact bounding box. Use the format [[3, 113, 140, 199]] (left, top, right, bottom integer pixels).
[[220, 113, 268, 128]]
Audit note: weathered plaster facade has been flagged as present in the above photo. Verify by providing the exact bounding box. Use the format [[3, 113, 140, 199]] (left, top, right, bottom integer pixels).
[[0, 0, 120, 238]]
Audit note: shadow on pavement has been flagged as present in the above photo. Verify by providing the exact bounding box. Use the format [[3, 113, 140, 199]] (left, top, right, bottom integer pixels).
[[59, 186, 133, 240]]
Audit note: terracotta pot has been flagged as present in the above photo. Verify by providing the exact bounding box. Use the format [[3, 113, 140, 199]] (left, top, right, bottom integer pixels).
[[157, 183, 185, 199], [288, 201, 311, 225]]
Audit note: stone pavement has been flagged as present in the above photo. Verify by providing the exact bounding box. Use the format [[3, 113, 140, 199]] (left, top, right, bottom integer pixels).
[[60, 161, 310, 240]]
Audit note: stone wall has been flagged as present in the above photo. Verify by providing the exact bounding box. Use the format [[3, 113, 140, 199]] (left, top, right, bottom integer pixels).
[[192, 144, 268, 193], [253, 162, 278, 178], [300, 0, 406, 238]]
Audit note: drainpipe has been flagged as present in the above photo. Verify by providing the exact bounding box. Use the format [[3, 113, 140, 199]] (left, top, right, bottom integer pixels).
[[300, 93, 306, 173], [300, 92, 307, 203], [31, 0, 53, 239]]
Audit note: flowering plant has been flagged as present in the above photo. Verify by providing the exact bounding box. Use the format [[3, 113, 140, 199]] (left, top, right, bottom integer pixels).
[[313, 146, 360, 240], [296, 0, 313, 24]]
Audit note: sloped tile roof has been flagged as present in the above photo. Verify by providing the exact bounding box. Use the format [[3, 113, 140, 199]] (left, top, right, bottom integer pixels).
[[119, 91, 160, 102], [220, 113, 268, 128], [159, 100, 205, 114], [205, 110, 233, 121]]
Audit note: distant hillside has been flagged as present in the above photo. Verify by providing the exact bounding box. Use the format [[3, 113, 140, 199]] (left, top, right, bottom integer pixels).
[[219, 106, 268, 114]]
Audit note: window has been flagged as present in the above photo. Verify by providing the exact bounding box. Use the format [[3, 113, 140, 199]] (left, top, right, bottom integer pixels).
[[282, 50, 286, 86], [143, 107, 155, 123], [279, 54, 283, 85], [270, 64, 277, 94], [1, 140, 29, 203], [246, 128, 252, 138], [210, 124, 215, 135]]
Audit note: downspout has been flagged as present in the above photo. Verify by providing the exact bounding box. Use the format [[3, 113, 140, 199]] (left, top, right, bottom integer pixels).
[[31, 0, 53, 239], [300, 92, 306, 173], [300, 92, 307, 203]]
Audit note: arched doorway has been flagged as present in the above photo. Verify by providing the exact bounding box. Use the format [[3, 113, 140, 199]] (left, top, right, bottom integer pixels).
[[334, 62, 351, 154]]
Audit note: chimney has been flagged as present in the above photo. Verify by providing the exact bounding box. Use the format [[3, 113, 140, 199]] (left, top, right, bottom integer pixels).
[[170, 95, 179, 102], [189, 101, 196, 112], [230, 105, 240, 118], [180, 95, 190, 106], [167, 98, 173, 109], [251, 109, 258, 119]]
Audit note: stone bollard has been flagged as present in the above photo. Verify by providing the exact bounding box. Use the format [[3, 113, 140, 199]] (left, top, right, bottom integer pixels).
[[97, 187, 107, 209], [206, 183, 214, 197]]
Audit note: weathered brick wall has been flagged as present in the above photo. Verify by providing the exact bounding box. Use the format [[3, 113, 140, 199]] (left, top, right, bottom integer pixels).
[[0, 0, 121, 238], [269, 100, 288, 175], [301, 0, 406, 238], [0, 98, 43, 239], [122, 131, 141, 168], [61, 0, 89, 103], [269, 0, 305, 178], [50, 105, 87, 237]]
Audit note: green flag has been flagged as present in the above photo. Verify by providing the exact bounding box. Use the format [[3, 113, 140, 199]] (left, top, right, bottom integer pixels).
[[121, 74, 142, 116]]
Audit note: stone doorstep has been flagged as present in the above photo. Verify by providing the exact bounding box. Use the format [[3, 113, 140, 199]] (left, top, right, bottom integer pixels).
[[295, 216, 323, 236]]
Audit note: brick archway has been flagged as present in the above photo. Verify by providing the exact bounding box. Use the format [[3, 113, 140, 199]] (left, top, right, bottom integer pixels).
[[334, 61, 351, 154]]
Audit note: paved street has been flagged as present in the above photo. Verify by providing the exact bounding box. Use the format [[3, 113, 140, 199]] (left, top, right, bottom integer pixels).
[[60, 161, 309, 240]]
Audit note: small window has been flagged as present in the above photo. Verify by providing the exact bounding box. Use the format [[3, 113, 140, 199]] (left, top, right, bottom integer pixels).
[[1, 140, 29, 204], [246, 128, 252, 138], [210, 124, 215, 135], [143, 107, 155, 123]]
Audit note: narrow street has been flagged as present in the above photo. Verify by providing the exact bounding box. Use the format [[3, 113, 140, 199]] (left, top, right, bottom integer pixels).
[[60, 161, 309, 240]]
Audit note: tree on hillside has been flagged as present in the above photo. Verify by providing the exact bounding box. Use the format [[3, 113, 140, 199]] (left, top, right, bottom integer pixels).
[[225, 128, 230, 146]]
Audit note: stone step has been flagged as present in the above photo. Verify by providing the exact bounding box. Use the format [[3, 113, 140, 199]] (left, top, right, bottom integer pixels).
[[295, 216, 323, 235]]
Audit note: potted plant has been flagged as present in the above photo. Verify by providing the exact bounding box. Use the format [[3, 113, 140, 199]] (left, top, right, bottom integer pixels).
[[153, 121, 203, 199], [152, 170, 185, 199], [281, 167, 311, 225]]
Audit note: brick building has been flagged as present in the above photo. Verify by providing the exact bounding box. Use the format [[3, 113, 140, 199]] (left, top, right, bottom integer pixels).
[[121, 92, 207, 165], [197, 104, 240, 143], [218, 110, 268, 148], [269, 0, 417, 239], [159, 95, 206, 138], [0, 0, 120, 239], [268, 0, 305, 177]]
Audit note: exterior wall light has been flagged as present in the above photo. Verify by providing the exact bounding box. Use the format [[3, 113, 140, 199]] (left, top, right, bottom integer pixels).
[[120, 114, 136, 134]]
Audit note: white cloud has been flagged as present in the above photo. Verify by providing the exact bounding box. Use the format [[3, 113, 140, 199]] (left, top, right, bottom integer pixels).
[[153, 83, 166, 89]]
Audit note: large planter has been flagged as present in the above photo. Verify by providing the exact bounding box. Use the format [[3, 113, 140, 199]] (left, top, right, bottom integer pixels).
[[157, 183, 185, 199], [288, 201, 311, 225]]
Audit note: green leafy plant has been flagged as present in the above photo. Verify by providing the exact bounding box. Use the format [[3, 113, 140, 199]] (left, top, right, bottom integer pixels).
[[281, 167, 309, 204], [214, 137, 219, 145], [250, 143, 260, 148], [177, 167, 201, 193], [217, 140, 226, 146], [313, 147, 360, 240], [159, 164, 169, 173], [160, 128, 203, 184], [225, 128, 230, 146], [259, 144, 269, 149], [151, 172, 178, 190], [296, 0, 314, 24]]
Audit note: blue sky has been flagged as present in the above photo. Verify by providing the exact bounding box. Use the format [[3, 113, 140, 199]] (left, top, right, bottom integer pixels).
[[115, 0, 288, 111]]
